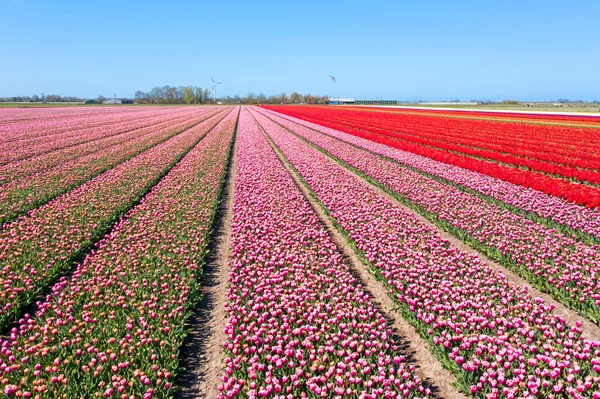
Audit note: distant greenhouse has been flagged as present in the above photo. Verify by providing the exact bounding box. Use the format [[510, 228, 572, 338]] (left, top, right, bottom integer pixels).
[[103, 99, 122, 104], [354, 99, 398, 105], [84, 99, 99, 104]]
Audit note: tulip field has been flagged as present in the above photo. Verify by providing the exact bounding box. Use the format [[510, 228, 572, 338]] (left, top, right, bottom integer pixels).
[[1, 105, 600, 398]]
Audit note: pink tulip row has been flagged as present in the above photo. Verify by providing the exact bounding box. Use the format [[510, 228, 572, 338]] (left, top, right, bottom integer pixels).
[[0, 108, 226, 225], [260, 109, 600, 242], [0, 107, 181, 144], [0, 107, 202, 166], [0, 108, 232, 330], [0, 107, 238, 399], [252, 108, 600, 398], [255, 108, 600, 324], [218, 108, 429, 399], [0, 108, 220, 185]]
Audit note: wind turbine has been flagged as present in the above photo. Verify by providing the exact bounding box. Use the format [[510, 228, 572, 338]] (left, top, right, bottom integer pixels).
[[211, 77, 222, 103]]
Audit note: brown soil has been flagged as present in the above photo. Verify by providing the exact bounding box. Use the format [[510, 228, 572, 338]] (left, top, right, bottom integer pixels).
[[253, 111, 467, 399], [176, 131, 238, 399]]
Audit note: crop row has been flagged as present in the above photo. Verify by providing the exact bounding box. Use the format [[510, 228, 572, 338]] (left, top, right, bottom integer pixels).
[[0, 108, 215, 185], [0, 107, 238, 398], [0, 107, 195, 164], [263, 106, 600, 208], [218, 108, 428, 398], [0, 108, 225, 225], [314, 112, 600, 174], [255, 108, 600, 325], [0, 107, 178, 144], [0, 108, 231, 330], [261, 108, 600, 242], [251, 107, 600, 398]]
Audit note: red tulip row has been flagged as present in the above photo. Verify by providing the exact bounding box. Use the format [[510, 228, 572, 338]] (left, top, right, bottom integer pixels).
[[318, 112, 600, 169], [253, 107, 600, 398], [218, 108, 429, 398], [355, 106, 600, 126], [307, 114, 600, 184], [265, 106, 600, 167], [0, 107, 238, 399], [263, 106, 600, 208], [0, 108, 226, 225], [0, 108, 232, 330]]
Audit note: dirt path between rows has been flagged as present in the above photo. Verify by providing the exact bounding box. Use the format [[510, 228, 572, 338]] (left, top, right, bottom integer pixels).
[[257, 108, 600, 342], [254, 113, 468, 399], [176, 131, 238, 399]]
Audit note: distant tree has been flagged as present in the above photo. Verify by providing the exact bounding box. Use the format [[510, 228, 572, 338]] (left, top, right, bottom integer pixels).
[[183, 86, 195, 104], [98, 95, 107, 103], [279, 92, 287, 104], [289, 92, 302, 104], [257, 93, 267, 104], [303, 94, 315, 104], [195, 87, 204, 104], [203, 88, 211, 103], [245, 92, 256, 104], [134, 91, 146, 104]]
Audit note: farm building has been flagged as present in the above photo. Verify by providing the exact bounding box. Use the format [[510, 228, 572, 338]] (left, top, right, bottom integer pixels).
[[103, 99, 122, 104], [84, 99, 99, 104], [328, 97, 355, 105]]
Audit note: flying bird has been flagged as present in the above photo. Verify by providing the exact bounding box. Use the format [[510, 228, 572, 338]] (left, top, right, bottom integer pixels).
[[329, 75, 336, 83]]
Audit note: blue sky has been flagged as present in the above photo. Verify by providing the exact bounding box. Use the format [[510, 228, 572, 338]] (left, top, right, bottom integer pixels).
[[1, 0, 599, 100]]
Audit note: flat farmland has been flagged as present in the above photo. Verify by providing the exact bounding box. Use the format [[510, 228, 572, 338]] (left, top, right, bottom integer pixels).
[[1, 105, 600, 399]]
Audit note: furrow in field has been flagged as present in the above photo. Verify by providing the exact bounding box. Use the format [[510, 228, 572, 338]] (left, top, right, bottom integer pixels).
[[0, 108, 226, 226], [0, 107, 239, 399], [0, 108, 232, 330], [251, 107, 600, 398], [176, 113, 239, 399], [216, 108, 430, 398], [255, 107, 600, 327]]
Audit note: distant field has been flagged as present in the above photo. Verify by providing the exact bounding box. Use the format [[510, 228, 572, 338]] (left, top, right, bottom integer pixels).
[[386, 102, 600, 113], [0, 102, 90, 108], [0, 102, 204, 108]]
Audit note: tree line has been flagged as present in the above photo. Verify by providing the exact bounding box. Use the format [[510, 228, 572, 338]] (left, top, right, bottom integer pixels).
[[0, 94, 84, 103], [134, 86, 329, 105], [1, 87, 330, 105]]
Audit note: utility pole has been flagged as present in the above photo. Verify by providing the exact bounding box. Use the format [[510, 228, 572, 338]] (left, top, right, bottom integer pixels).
[[114, 94, 117, 104]]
